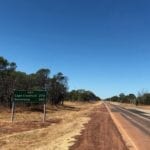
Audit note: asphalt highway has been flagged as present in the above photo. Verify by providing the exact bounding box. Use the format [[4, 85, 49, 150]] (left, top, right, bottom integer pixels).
[[108, 103, 150, 136]]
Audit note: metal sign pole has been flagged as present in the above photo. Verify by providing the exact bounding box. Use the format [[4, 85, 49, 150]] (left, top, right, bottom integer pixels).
[[43, 103, 46, 123], [43, 91, 47, 123], [11, 101, 15, 122]]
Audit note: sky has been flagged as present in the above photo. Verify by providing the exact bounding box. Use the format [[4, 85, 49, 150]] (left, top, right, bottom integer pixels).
[[0, 0, 150, 98]]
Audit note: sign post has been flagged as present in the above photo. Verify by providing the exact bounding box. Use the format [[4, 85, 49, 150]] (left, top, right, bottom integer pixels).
[[11, 101, 15, 122], [11, 90, 47, 122], [43, 103, 46, 123]]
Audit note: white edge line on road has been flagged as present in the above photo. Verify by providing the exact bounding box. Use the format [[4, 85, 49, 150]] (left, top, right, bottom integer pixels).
[[104, 103, 138, 150]]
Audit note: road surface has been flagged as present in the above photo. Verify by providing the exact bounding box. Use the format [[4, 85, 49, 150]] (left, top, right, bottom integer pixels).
[[70, 102, 150, 150], [107, 103, 150, 150], [108, 103, 150, 135]]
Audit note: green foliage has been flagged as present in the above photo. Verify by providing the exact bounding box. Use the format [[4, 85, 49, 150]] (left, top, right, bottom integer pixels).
[[35, 69, 50, 89], [137, 93, 150, 105], [0, 56, 68, 106], [0, 57, 16, 106], [68, 89, 101, 102], [0, 56, 101, 106], [0, 56, 9, 70], [106, 93, 137, 103], [106, 92, 150, 105], [110, 96, 119, 102], [48, 72, 68, 105]]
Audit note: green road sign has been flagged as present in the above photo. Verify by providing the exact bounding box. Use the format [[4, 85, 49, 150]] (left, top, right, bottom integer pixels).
[[13, 90, 47, 103]]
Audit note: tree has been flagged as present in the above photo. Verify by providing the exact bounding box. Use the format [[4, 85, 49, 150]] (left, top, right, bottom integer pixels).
[[14, 71, 28, 90], [142, 93, 150, 105], [68, 89, 100, 101], [137, 92, 150, 105], [110, 96, 119, 102], [48, 72, 68, 105], [0, 56, 9, 70], [127, 94, 136, 104], [35, 68, 50, 89], [0, 57, 17, 106], [0, 56, 102, 107], [119, 93, 126, 102]]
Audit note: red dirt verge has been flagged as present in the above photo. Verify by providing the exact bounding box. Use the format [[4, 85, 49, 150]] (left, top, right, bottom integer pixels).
[[69, 104, 128, 150]]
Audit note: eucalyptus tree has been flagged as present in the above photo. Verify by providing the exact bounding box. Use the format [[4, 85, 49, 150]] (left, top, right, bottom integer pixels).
[[0, 57, 17, 106], [48, 72, 68, 105], [35, 68, 50, 89]]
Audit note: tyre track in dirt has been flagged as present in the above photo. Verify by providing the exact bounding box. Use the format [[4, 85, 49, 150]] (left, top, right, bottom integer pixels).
[[69, 103, 128, 150]]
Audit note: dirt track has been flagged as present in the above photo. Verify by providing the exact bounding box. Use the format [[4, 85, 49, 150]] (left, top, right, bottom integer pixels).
[[69, 104, 128, 150]]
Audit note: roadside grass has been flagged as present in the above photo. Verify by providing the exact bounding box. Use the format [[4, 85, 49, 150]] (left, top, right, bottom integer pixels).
[[0, 101, 100, 150]]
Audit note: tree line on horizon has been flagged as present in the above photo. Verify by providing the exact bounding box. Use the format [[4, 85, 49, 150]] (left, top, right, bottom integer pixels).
[[68, 89, 100, 102], [0, 56, 100, 107], [106, 92, 150, 105]]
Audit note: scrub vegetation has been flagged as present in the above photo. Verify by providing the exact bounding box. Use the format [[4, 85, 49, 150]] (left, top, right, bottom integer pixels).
[[106, 92, 150, 105], [0, 56, 100, 107]]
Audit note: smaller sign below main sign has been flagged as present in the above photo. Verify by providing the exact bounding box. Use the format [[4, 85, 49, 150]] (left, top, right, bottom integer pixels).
[[14, 90, 47, 103]]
